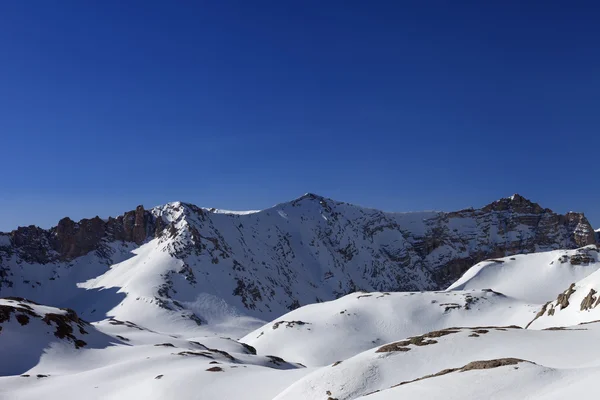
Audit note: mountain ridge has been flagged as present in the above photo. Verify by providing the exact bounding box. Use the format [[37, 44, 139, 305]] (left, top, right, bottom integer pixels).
[[1, 194, 600, 400], [2, 192, 587, 234], [0, 193, 596, 324]]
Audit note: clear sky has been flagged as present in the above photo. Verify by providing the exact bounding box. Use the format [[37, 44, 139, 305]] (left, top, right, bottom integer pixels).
[[1, 1, 599, 231]]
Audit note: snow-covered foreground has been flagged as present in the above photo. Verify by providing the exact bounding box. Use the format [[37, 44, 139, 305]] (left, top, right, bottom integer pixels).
[[358, 357, 600, 400], [0, 299, 307, 400], [2, 245, 600, 399], [275, 324, 600, 400]]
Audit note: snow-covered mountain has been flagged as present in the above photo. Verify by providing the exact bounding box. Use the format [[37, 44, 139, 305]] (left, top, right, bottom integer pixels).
[[0, 193, 595, 326], [3, 242, 600, 399], [1, 193, 600, 399]]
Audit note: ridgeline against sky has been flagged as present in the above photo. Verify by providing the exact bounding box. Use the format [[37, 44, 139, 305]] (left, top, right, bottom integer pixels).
[[0, 1, 598, 230]]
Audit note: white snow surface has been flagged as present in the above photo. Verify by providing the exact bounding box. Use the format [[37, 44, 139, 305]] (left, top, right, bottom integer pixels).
[[358, 362, 600, 400], [242, 290, 537, 366], [275, 323, 600, 400], [447, 247, 600, 303]]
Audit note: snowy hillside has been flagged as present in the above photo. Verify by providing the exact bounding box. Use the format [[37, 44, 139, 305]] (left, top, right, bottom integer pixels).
[[526, 246, 600, 329], [0, 301, 309, 400], [274, 323, 600, 400], [448, 246, 600, 303], [359, 360, 600, 400], [242, 290, 537, 366], [0, 298, 116, 375]]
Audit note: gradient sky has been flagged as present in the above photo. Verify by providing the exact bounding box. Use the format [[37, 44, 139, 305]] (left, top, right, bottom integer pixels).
[[1, 1, 599, 231]]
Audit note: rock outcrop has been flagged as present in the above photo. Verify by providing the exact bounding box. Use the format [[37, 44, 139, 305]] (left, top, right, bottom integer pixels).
[[4, 205, 160, 263]]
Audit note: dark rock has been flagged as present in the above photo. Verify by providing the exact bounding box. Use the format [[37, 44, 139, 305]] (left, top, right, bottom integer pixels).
[[2, 205, 158, 266], [580, 288, 598, 311]]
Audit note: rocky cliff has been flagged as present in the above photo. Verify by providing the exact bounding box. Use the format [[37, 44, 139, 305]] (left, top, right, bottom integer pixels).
[[0, 194, 595, 319], [6, 205, 160, 264]]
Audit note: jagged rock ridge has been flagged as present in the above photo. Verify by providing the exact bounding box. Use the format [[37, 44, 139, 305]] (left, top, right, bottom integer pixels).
[[5, 205, 160, 264]]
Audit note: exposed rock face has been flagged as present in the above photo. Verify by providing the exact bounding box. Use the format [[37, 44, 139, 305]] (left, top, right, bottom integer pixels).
[[580, 288, 598, 311], [133, 205, 148, 245], [409, 194, 596, 287], [5, 205, 159, 263], [0, 194, 596, 315], [55, 216, 105, 260]]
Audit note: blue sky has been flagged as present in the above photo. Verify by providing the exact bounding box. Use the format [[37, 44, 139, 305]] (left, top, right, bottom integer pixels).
[[1, 1, 599, 231]]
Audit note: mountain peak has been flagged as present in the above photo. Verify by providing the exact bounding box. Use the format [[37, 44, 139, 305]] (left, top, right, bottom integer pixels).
[[508, 193, 526, 201], [298, 192, 326, 201], [482, 193, 547, 214]]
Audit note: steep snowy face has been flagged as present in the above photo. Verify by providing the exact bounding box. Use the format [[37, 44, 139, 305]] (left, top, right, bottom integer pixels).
[[0, 194, 595, 323]]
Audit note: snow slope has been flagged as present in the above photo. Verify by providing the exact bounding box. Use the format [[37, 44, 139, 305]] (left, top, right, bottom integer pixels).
[[0, 324, 310, 400], [242, 289, 537, 366], [0, 297, 310, 400], [527, 247, 600, 329], [0, 298, 116, 375], [274, 322, 600, 400], [448, 246, 600, 303], [358, 361, 600, 400]]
